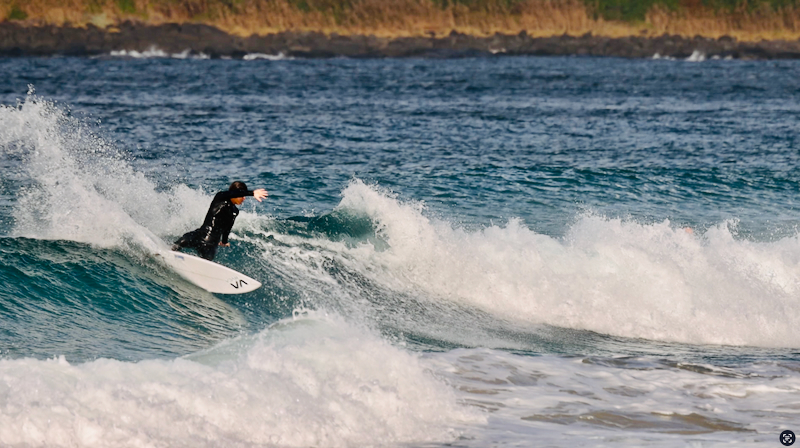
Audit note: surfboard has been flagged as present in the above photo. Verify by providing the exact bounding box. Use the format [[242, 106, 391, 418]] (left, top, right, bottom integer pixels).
[[157, 250, 262, 294]]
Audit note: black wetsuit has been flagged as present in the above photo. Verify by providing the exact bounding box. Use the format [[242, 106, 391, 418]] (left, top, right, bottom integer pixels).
[[173, 190, 254, 260]]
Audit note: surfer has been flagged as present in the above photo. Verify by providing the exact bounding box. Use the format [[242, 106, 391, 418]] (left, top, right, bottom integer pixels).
[[171, 181, 268, 261]]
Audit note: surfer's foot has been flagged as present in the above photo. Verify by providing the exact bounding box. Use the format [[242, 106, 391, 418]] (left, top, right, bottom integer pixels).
[[171, 244, 181, 251]]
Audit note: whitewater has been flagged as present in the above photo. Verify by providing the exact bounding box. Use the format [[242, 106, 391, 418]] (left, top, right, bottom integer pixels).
[[1, 56, 799, 447]]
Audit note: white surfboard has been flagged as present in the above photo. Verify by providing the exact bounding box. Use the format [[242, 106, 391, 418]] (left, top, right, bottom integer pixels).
[[157, 250, 262, 294]]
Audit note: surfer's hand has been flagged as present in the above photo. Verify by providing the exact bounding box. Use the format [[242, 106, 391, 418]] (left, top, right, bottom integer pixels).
[[219, 242, 230, 247], [253, 188, 268, 202]]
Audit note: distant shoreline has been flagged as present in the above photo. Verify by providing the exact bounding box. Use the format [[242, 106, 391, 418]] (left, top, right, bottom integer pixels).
[[2, 21, 800, 60]]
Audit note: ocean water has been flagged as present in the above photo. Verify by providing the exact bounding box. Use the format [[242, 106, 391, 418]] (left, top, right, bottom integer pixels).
[[0, 54, 799, 447]]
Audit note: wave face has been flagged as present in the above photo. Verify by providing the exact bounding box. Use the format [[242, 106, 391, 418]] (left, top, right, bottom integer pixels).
[[1, 56, 800, 446]]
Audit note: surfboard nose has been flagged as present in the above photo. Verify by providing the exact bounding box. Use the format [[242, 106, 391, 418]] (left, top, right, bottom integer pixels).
[[158, 250, 262, 294]]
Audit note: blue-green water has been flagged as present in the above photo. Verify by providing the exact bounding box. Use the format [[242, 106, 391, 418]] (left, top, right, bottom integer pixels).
[[0, 55, 799, 446]]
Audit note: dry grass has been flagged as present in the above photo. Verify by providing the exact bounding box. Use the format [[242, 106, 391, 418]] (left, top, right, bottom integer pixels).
[[2, 0, 800, 41], [140, 0, 601, 38], [646, 3, 800, 40]]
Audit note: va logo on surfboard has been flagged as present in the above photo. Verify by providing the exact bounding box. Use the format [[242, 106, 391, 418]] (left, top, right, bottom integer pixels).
[[227, 276, 250, 289]]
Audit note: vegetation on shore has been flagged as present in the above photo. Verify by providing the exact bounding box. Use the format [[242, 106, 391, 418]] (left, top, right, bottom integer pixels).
[[2, 0, 800, 41]]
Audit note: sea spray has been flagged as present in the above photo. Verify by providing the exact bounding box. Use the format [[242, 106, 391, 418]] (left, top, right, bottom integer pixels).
[[0, 92, 213, 250]]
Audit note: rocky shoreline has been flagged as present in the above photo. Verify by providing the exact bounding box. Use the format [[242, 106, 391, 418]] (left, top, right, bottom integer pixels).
[[2, 21, 800, 59]]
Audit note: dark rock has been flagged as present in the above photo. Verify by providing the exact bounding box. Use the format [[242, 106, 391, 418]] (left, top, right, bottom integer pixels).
[[1, 22, 800, 60]]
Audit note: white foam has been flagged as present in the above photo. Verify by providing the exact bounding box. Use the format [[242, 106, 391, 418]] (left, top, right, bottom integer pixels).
[[0, 314, 480, 447], [109, 46, 210, 59], [686, 50, 706, 62], [110, 46, 169, 59], [170, 49, 211, 60], [277, 180, 800, 348], [243, 52, 289, 61]]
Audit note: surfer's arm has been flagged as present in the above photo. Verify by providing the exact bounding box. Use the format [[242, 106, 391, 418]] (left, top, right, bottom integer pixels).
[[214, 188, 268, 202], [214, 190, 254, 201], [220, 221, 234, 246]]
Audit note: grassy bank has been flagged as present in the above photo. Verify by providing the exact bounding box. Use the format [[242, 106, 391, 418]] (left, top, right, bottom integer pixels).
[[2, 0, 800, 41]]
